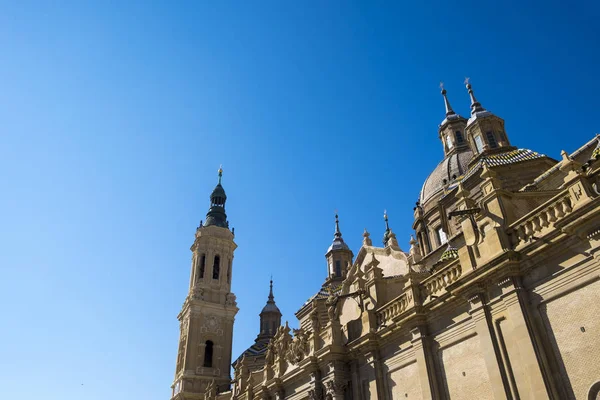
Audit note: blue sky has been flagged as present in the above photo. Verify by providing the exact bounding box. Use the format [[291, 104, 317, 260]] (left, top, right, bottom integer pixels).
[[0, 1, 598, 399]]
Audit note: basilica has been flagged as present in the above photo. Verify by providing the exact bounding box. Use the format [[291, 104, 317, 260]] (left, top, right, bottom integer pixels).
[[170, 81, 600, 400]]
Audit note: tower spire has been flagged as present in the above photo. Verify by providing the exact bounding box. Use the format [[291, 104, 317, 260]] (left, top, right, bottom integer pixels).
[[440, 82, 456, 117], [268, 276, 274, 302], [334, 212, 342, 238], [465, 77, 486, 115], [204, 166, 229, 228]]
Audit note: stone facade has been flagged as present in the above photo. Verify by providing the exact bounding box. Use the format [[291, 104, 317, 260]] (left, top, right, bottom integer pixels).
[[173, 84, 600, 399]]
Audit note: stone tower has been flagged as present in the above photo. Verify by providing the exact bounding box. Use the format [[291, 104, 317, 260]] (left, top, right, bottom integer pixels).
[[171, 168, 238, 399]]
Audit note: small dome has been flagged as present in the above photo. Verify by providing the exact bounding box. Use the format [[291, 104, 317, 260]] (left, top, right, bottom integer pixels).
[[327, 236, 350, 253], [210, 184, 226, 199], [261, 302, 281, 314], [420, 149, 473, 204]]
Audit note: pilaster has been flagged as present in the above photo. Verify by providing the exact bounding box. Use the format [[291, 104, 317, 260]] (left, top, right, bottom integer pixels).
[[498, 276, 558, 399], [466, 291, 512, 400], [410, 325, 442, 399]]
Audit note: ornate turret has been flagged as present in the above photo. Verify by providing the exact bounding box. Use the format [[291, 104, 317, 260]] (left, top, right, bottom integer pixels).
[[325, 213, 353, 282], [204, 166, 229, 228], [258, 278, 282, 340], [463, 79, 512, 155], [439, 83, 469, 157]]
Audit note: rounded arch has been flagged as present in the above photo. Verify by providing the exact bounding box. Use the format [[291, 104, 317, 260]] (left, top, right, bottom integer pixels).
[[588, 381, 600, 400], [212, 255, 220, 280]]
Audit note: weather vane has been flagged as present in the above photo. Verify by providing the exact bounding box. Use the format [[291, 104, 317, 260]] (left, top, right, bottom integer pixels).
[[464, 77, 470, 85]]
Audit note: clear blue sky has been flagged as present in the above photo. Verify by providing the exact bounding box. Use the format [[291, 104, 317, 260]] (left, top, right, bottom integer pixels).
[[0, 1, 598, 399]]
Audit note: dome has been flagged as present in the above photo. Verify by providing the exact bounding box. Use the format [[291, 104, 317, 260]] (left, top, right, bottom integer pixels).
[[261, 302, 281, 314], [327, 236, 350, 253], [210, 183, 227, 200], [420, 149, 473, 204]]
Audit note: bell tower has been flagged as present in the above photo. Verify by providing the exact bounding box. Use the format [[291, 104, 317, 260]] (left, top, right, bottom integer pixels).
[[171, 167, 239, 399]]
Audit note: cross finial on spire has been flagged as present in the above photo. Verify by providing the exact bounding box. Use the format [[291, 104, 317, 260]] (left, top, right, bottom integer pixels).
[[440, 82, 456, 117], [218, 164, 223, 184], [464, 78, 485, 114], [334, 211, 342, 238]]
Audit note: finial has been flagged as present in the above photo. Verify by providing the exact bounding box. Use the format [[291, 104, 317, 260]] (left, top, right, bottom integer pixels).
[[440, 81, 456, 117], [409, 234, 417, 245], [334, 211, 342, 238], [383, 210, 392, 246], [268, 276, 274, 301], [464, 78, 485, 114], [363, 228, 372, 246], [218, 164, 223, 184]]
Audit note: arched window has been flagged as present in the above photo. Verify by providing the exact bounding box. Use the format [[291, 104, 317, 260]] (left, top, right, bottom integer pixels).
[[198, 254, 206, 279], [455, 131, 464, 143], [474, 135, 484, 153], [203, 340, 213, 367], [335, 260, 342, 277], [213, 255, 220, 280], [446, 135, 454, 149], [486, 131, 498, 148]]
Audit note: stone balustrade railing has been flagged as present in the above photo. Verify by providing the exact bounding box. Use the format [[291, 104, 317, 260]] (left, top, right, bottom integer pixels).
[[422, 262, 462, 298], [376, 292, 412, 327], [510, 192, 573, 246]]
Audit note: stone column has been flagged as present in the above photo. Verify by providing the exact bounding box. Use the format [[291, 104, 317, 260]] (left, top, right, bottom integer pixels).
[[467, 291, 512, 400], [410, 325, 442, 399]]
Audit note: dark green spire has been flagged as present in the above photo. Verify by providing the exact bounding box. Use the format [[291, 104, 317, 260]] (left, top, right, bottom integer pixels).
[[204, 166, 229, 228]]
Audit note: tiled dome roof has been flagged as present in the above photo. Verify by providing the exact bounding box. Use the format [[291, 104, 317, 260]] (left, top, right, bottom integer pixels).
[[420, 149, 473, 204]]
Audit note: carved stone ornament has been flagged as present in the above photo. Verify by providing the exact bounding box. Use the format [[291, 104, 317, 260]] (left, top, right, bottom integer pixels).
[[285, 328, 310, 365], [265, 341, 275, 366], [308, 387, 324, 400], [203, 315, 220, 333], [225, 292, 237, 306], [191, 288, 205, 301], [273, 322, 292, 357], [204, 379, 217, 400], [325, 379, 347, 395]]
